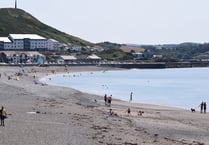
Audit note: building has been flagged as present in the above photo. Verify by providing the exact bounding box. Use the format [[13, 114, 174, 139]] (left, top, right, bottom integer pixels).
[[8, 34, 47, 50], [153, 55, 163, 58], [0, 37, 12, 50], [0, 34, 61, 51], [86, 54, 101, 64], [0, 34, 48, 50], [47, 39, 61, 51], [132, 52, 144, 59], [68, 45, 82, 52], [57, 55, 77, 64], [0, 51, 45, 64]]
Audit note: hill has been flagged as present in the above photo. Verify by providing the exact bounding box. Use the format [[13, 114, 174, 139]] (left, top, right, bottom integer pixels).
[[0, 8, 93, 46]]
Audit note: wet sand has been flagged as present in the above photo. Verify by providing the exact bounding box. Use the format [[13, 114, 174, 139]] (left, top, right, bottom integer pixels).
[[0, 66, 208, 145]]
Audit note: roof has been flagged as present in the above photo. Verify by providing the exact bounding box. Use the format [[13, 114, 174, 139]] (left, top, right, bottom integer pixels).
[[48, 39, 59, 43], [132, 52, 143, 54], [0, 37, 11, 43], [87, 54, 101, 59], [60, 55, 77, 60], [9, 34, 46, 40]]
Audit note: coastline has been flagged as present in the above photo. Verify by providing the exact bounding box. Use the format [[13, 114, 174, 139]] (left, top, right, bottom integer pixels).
[[0, 66, 208, 145]]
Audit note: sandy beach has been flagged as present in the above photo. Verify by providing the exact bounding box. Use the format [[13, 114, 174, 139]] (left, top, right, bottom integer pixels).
[[0, 65, 208, 145]]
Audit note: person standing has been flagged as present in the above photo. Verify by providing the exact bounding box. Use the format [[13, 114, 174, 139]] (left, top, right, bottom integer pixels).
[[200, 101, 204, 113], [107, 95, 112, 107], [127, 108, 131, 116], [0, 106, 7, 126], [129, 92, 133, 102], [104, 94, 107, 105]]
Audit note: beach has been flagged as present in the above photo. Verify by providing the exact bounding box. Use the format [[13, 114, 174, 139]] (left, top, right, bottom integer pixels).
[[0, 65, 208, 145]]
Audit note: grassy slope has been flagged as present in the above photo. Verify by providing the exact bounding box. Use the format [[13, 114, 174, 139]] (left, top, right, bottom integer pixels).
[[120, 45, 145, 53], [0, 8, 93, 46]]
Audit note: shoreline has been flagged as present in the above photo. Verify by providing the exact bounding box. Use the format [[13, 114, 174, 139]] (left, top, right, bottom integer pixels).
[[0, 66, 208, 145], [38, 67, 205, 111]]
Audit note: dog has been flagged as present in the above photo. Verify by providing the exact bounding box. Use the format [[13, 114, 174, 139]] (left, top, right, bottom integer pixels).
[[191, 108, 195, 112]]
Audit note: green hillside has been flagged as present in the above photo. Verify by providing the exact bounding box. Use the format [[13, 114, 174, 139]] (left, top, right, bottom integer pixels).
[[0, 8, 93, 46]]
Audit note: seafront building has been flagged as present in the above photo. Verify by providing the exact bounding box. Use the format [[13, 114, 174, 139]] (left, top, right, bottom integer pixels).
[[47, 39, 61, 51], [0, 34, 62, 51], [0, 51, 45, 64], [0, 34, 48, 50], [0, 37, 12, 50]]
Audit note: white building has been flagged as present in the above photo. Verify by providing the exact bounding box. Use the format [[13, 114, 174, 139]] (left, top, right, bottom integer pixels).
[[0, 34, 48, 50], [132, 52, 144, 59], [0, 37, 12, 50], [47, 39, 61, 51], [9, 34, 47, 50], [57, 55, 77, 64], [153, 55, 163, 58], [86, 54, 101, 64], [0, 34, 61, 51]]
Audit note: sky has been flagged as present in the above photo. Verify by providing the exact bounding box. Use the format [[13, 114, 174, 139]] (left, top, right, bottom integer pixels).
[[1, 0, 209, 44]]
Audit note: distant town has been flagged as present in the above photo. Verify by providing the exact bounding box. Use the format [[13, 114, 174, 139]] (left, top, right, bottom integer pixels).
[[1, 33, 209, 69], [0, 34, 102, 65]]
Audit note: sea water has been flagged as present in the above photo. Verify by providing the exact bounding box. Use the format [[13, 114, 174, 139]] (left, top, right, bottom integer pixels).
[[40, 67, 209, 110]]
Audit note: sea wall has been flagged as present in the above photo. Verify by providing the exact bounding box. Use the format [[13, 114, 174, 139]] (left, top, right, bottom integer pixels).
[[100, 62, 209, 69], [166, 62, 209, 68], [100, 62, 166, 69], [0, 61, 209, 69]]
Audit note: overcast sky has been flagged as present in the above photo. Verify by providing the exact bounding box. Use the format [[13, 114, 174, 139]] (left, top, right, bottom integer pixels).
[[1, 0, 209, 44]]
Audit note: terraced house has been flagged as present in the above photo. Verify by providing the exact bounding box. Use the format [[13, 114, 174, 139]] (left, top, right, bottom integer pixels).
[[0, 51, 45, 64]]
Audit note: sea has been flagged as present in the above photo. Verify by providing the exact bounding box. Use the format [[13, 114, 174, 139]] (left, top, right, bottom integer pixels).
[[39, 67, 209, 110]]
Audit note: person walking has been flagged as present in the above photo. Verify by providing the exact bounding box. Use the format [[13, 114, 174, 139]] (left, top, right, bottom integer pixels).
[[200, 101, 204, 113], [203, 102, 207, 114], [0, 106, 7, 126]]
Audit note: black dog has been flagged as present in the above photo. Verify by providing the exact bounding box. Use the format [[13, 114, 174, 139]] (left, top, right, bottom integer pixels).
[[191, 108, 195, 112]]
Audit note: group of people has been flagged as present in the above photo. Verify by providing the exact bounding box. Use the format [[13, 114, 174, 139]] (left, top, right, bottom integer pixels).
[[200, 101, 207, 114], [104, 94, 112, 106], [104, 92, 133, 106]]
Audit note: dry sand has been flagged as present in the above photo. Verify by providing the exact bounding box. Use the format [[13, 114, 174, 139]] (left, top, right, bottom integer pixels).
[[0, 65, 208, 145]]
